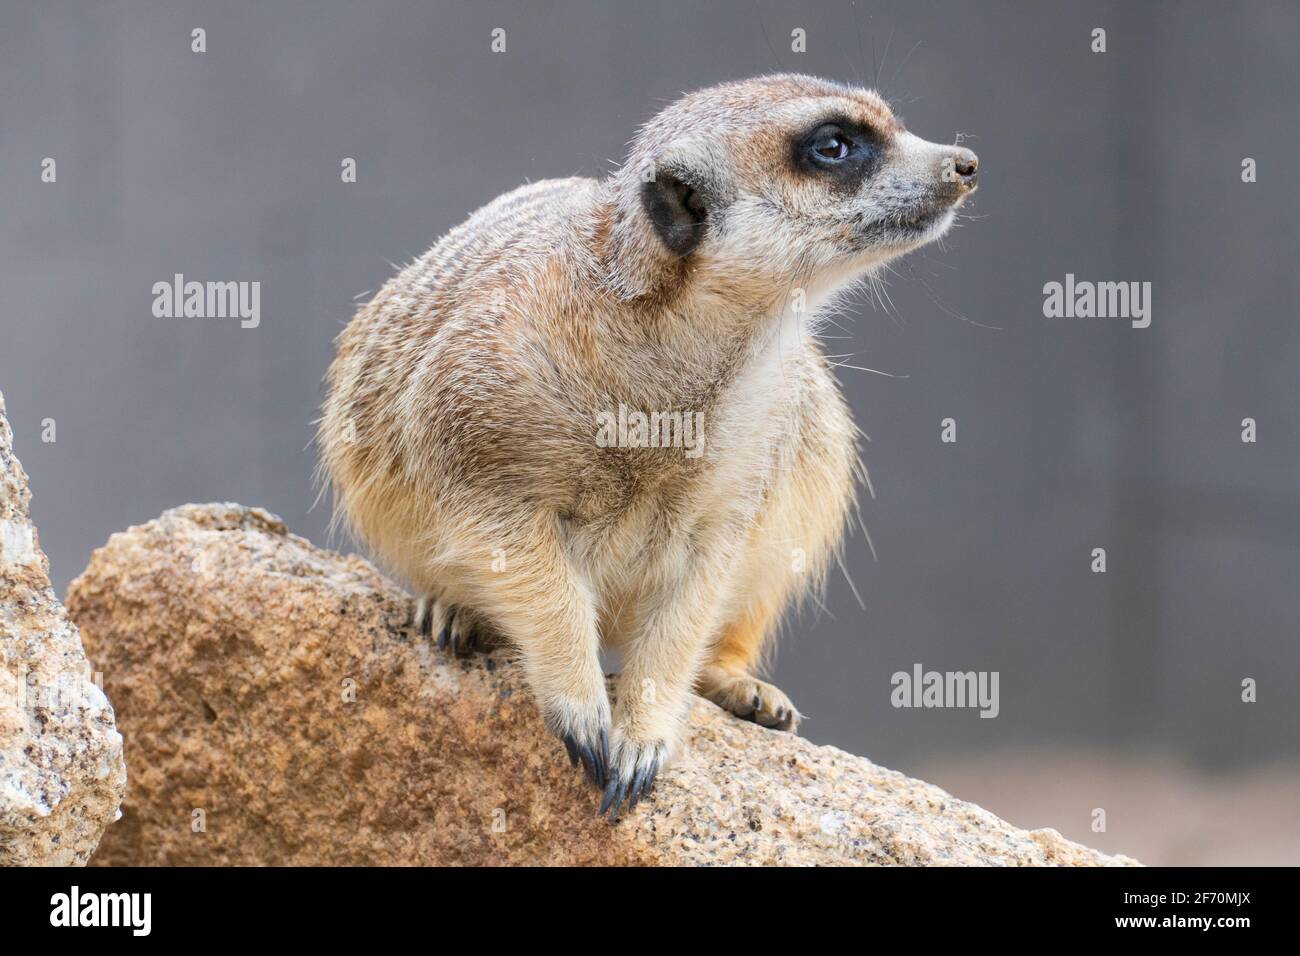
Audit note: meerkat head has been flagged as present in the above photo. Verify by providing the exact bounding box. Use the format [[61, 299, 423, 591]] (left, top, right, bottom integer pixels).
[[607, 74, 978, 303]]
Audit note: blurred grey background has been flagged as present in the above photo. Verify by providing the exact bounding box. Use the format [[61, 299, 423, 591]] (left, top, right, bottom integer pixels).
[[2, 0, 1297, 863]]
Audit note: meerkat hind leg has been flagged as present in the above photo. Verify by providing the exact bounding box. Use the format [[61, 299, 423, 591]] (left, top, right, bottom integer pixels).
[[697, 613, 800, 733]]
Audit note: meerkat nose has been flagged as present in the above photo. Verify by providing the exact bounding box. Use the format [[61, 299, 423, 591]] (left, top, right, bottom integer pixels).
[[951, 147, 979, 189]]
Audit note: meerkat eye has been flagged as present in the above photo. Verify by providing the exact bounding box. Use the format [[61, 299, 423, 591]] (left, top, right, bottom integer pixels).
[[806, 125, 853, 164], [794, 120, 879, 184], [790, 123, 873, 178], [816, 134, 849, 160]]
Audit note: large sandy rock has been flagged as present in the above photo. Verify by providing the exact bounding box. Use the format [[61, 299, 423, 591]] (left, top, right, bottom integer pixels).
[[0, 392, 127, 865], [67, 503, 1135, 866]]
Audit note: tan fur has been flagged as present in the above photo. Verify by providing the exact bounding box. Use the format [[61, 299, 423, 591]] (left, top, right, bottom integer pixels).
[[318, 75, 977, 805]]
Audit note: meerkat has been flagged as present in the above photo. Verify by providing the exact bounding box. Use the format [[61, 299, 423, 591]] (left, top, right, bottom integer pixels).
[[319, 74, 978, 818]]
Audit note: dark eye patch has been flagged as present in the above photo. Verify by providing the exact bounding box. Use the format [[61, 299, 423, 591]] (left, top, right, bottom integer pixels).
[[792, 118, 882, 190]]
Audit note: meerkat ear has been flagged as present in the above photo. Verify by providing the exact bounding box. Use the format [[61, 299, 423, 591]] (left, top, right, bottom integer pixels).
[[641, 168, 708, 257]]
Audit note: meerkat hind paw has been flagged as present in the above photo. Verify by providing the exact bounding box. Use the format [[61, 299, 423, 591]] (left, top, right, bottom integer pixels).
[[414, 598, 498, 657], [703, 674, 800, 733]]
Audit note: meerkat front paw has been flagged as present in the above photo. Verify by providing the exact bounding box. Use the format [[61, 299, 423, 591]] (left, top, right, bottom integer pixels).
[[412, 597, 499, 656], [599, 729, 668, 821], [698, 668, 801, 732]]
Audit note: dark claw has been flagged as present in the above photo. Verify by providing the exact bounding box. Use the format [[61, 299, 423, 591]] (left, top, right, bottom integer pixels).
[[418, 605, 432, 636], [439, 607, 455, 651], [578, 744, 602, 788], [627, 756, 656, 810], [600, 773, 630, 820], [597, 728, 609, 786], [561, 733, 580, 768], [599, 776, 617, 815], [642, 754, 663, 804], [449, 613, 485, 656], [751, 694, 762, 714]]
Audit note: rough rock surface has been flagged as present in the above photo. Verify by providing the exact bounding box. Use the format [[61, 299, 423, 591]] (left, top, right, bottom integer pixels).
[[0, 392, 127, 865], [68, 503, 1136, 866]]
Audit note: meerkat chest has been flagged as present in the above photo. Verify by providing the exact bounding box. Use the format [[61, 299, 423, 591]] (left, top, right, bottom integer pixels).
[[579, 360, 798, 575], [569, 317, 813, 583]]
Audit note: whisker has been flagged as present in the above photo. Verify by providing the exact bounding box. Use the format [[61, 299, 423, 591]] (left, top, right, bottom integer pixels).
[[829, 361, 910, 379]]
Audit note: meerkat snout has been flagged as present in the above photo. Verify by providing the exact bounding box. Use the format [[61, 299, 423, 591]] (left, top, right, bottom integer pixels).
[[951, 145, 979, 185], [320, 74, 981, 820]]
